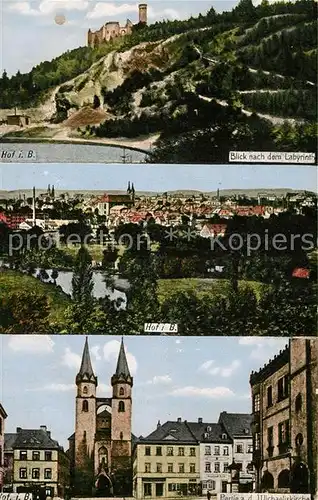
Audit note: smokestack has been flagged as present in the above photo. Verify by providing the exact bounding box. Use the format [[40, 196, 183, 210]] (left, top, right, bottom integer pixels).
[[32, 186, 36, 226], [138, 3, 147, 24], [198, 417, 203, 424]]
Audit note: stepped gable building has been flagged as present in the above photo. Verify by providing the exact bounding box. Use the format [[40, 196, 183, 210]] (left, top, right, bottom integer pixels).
[[87, 4, 147, 47], [250, 338, 317, 497], [69, 337, 134, 496]]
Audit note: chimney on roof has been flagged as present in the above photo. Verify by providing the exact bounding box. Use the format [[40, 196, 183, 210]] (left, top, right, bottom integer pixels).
[[40, 425, 47, 432], [17, 427, 22, 433], [198, 417, 203, 424], [157, 420, 161, 429], [177, 417, 182, 423]]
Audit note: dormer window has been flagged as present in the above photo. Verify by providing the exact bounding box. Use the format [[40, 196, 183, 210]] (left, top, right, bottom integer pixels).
[[222, 433, 227, 439], [207, 426, 212, 432]]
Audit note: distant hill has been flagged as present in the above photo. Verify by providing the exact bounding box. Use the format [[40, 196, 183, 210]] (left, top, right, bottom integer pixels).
[[0, 188, 315, 201], [0, 0, 317, 163]]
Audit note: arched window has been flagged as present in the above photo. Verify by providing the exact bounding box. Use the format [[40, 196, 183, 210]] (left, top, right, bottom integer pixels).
[[295, 433, 303, 447], [278, 469, 290, 489], [83, 386, 88, 394], [295, 393, 302, 413], [118, 401, 125, 412], [98, 446, 108, 467], [261, 471, 274, 491], [82, 400, 89, 412], [120, 432, 123, 440], [119, 387, 124, 396]]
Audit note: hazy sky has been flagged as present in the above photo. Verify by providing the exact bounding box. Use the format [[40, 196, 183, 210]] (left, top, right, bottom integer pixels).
[[0, 335, 288, 449], [0, 164, 316, 192], [2, 0, 264, 75]]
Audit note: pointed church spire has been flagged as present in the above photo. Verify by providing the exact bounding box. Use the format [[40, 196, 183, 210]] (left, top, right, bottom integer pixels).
[[115, 338, 131, 378], [76, 337, 97, 385]]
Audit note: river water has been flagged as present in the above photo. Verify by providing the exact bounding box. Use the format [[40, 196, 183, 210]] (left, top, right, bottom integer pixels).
[[0, 143, 147, 163]]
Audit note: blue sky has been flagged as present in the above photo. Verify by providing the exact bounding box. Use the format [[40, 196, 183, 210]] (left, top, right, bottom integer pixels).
[[0, 164, 316, 192], [0, 335, 288, 449], [2, 0, 264, 75]]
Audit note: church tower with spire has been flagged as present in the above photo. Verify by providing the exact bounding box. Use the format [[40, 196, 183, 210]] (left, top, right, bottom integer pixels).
[[71, 337, 133, 495], [75, 338, 98, 473], [111, 338, 133, 471]]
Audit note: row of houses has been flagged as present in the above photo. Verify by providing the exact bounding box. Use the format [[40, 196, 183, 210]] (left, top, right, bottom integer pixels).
[[133, 412, 254, 498]]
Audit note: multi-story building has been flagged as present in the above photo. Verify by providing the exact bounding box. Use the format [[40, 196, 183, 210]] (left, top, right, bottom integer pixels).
[[95, 184, 135, 217], [4, 426, 70, 497], [0, 404, 7, 492], [187, 420, 233, 495], [133, 419, 200, 498], [3, 434, 16, 491], [250, 338, 317, 496], [218, 412, 254, 491]]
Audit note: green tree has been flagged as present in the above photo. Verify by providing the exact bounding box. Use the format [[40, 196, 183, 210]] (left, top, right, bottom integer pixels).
[[72, 246, 94, 305], [0, 291, 51, 333]]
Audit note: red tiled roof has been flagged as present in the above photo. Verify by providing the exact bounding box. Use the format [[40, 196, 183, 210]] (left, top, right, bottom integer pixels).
[[292, 268, 310, 279]]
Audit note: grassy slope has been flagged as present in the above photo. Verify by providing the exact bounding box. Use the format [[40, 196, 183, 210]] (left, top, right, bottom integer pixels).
[[157, 278, 268, 303], [0, 270, 71, 323]]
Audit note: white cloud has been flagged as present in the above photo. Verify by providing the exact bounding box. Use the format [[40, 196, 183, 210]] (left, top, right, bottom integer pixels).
[[87, 2, 138, 19], [103, 340, 137, 376], [170, 386, 235, 398], [238, 338, 288, 361], [8, 0, 89, 16], [8, 335, 54, 354], [91, 345, 102, 361], [61, 347, 82, 369], [147, 375, 172, 385], [199, 359, 241, 378], [147, 6, 180, 21], [29, 383, 75, 392], [97, 383, 112, 395], [8, 2, 40, 16]]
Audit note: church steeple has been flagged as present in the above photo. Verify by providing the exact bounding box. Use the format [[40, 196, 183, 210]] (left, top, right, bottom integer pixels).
[[76, 337, 97, 385], [115, 338, 131, 378], [111, 338, 133, 386]]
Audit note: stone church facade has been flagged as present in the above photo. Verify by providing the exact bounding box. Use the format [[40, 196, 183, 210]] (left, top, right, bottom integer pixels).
[[69, 338, 133, 495]]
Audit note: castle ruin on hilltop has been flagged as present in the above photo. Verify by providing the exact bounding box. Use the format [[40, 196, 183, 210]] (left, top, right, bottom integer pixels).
[[87, 3, 147, 47]]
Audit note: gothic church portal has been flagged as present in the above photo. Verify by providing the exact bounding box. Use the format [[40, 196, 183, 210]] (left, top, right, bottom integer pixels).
[[69, 338, 133, 495]]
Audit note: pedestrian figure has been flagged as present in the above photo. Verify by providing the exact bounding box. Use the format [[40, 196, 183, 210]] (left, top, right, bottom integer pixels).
[[207, 491, 211, 500]]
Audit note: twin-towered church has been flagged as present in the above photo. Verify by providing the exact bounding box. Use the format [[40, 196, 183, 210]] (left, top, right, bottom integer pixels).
[[68, 338, 134, 495]]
